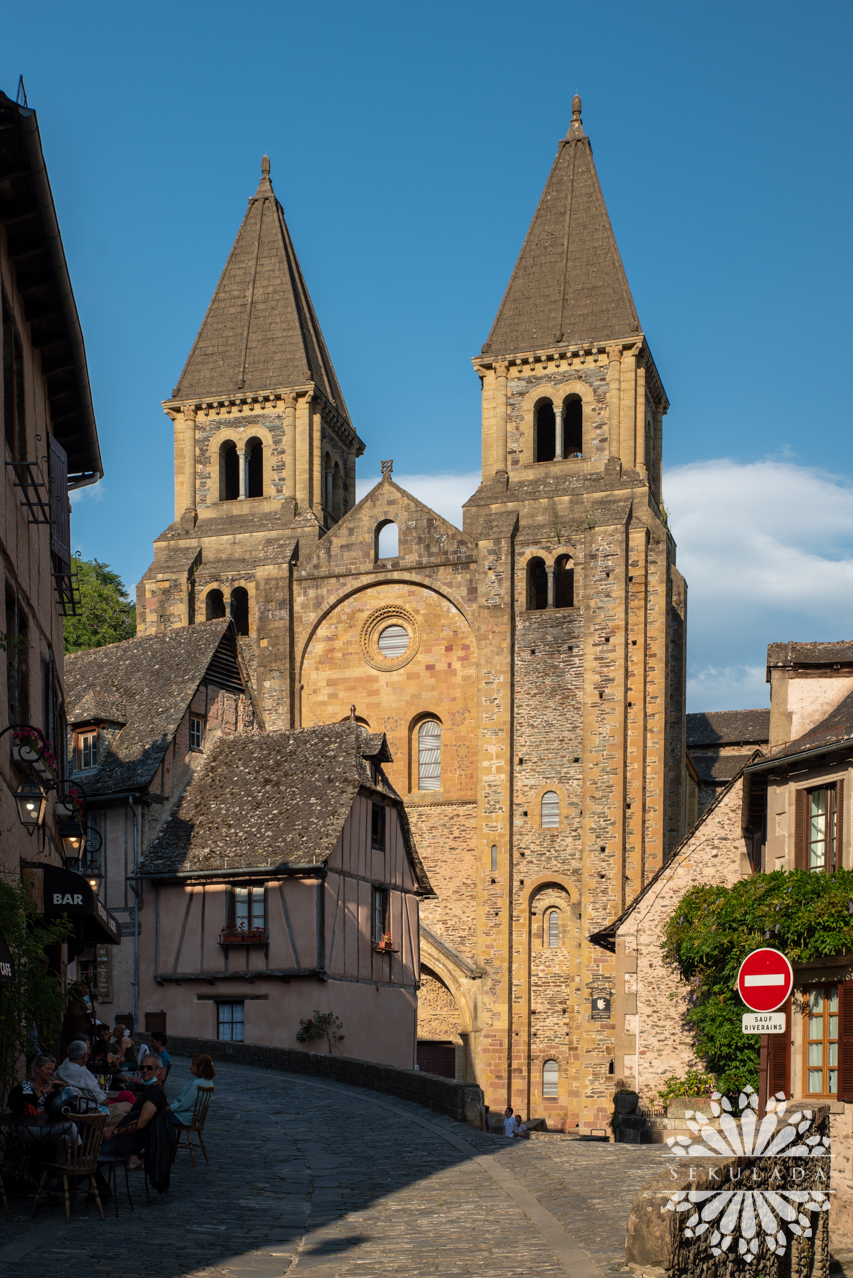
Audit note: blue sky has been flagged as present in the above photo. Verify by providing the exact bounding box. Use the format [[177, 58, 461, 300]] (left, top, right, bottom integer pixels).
[[4, 0, 853, 710]]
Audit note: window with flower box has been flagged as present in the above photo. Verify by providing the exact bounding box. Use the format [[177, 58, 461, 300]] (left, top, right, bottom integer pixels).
[[371, 887, 389, 945], [230, 886, 264, 933]]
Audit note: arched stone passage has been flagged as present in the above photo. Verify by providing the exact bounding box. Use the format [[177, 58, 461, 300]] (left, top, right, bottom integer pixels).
[[417, 965, 463, 1080]]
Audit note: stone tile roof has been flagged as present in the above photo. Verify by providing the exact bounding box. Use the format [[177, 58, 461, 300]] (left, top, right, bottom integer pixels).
[[140, 722, 433, 893], [482, 101, 640, 357], [686, 710, 770, 747], [171, 158, 350, 420], [691, 752, 756, 785], [767, 640, 853, 668], [64, 620, 244, 793]]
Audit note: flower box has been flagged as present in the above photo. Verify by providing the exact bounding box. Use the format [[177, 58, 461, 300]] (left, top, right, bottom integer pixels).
[[219, 927, 266, 944], [12, 741, 41, 765]]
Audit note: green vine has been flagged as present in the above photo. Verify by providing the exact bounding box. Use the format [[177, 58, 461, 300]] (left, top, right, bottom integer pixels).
[[662, 868, 853, 1093]]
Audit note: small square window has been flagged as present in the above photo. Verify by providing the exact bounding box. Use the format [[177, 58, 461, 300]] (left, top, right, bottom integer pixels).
[[371, 803, 386, 850], [217, 1001, 244, 1042], [190, 716, 205, 751]]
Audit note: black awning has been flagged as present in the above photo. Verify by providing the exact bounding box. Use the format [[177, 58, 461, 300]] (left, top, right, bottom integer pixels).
[[0, 932, 15, 985], [42, 866, 120, 946]]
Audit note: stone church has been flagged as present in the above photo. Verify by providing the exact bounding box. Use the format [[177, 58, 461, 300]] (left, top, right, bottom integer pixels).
[[138, 97, 687, 1134]]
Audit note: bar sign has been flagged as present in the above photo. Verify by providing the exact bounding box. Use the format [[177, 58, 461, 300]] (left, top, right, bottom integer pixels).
[[742, 1011, 786, 1034]]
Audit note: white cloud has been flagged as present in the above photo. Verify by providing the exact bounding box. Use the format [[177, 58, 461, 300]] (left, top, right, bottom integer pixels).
[[69, 480, 106, 505], [356, 471, 480, 529], [685, 665, 768, 714]]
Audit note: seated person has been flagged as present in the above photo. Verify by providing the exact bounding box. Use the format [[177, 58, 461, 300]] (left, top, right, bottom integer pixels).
[[111, 1023, 137, 1067], [150, 1032, 171, 1071], [56, 1039, 108, 1109], [8, 1053, 62, 1116], [169, 1054, 216, 1126], [104, 1054, 170, 1169], [90, 1024, 120, 1074]]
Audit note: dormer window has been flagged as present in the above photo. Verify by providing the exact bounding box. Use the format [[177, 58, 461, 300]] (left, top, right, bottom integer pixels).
[[76, 730, 99, 770]]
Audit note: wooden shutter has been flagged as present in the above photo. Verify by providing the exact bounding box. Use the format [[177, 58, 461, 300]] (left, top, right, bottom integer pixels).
[[767, 998, 791, 1100], [838, 980, 853, 1103], [794, 789, 807, 870], [834, 780, 844, 872]]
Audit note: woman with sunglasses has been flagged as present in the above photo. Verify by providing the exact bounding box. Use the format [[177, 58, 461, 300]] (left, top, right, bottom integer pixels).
[[102, 1053, 169, 1170]]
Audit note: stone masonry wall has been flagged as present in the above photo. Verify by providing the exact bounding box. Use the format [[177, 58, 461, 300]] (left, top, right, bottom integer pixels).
[[614, 776, 750, 1099]]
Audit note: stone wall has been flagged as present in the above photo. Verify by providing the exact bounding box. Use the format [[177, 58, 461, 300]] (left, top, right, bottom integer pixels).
[[164, 1034, 485, 1129], [614, 775, 750, 1097]]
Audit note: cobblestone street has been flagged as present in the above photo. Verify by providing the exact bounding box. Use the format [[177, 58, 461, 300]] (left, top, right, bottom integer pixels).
[[0, 1058, 664, 1277]]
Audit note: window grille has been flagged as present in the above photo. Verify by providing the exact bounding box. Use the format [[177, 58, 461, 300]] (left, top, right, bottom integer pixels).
[[190, 717, 204, 750], [234, 886, 264, 931], [541, 791, 559, 828], [418, 720, 442, 790], [218, 1002, 244, 1042], [78, 731, 98, 770], [547, 910, 559, 948], [377, 625, 409, 658], [543, 1059, 559, 1098]]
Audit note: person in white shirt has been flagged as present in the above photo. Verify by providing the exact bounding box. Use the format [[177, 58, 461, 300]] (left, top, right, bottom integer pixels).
[[55, 1039, 107, 1107], [503, 1107, 517, 1137]]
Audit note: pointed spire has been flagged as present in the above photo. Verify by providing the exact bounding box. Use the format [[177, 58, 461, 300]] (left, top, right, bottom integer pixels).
[[482, 104, 640, 356], [171, 159, 350, 420]]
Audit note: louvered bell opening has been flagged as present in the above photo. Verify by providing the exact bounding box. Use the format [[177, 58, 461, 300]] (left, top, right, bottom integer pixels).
[[541, 791, 560, 828], [543, 1060, 559, 1098], [418, 720, 442, 791], [377, 624, 409, 659]]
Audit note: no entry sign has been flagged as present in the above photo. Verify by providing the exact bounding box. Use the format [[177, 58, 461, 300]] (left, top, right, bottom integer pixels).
[[737, 948, 794, 1013]]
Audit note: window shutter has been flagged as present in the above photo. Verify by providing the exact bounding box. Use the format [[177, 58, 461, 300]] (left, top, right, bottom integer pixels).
[[767, 998, 791, 1100], [48, 434, 70, 575], [838, 980, 853, 1103], [835, 780, 844, 872], [794, 790, 807, 870]]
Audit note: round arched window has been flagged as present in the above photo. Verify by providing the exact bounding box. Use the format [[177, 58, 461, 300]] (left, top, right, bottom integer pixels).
[[377, 625, 409, 658], [547, 910, 559, 948], [543, 1059, 559, 1098], [541, 791, 560, 828], [418, 720, 442, 791]]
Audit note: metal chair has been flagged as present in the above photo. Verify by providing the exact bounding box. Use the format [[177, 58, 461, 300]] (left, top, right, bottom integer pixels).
[[31, 1111, 108, 1223], [97, 1118, 139, 1216], [173, 1086, 213, 1167]]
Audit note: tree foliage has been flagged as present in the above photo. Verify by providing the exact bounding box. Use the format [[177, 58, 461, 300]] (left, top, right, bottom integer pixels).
[[661, 868, 853, 1093], [63, 555, 136, 653], [0, 875, 72, 1105]]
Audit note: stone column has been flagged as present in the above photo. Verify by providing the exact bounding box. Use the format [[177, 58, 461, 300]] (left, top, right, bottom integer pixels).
[[238, 447, 247, 500], [284, 394, 297, 504], [620, 348, 637, 468], [635, 362, 647, 471], [546, 565, 555, 609], [296, 395, 311, 513], [653, 409, 664, 505], [184, 408, 197, 512], [312, 400, 322, 516], [607, 347, 621, 460], [494, 362, 508, 476], [346, 446, 356, 513]]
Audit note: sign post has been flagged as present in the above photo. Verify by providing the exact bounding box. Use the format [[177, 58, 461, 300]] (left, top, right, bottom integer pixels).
[[737, 948, 794, 1115]]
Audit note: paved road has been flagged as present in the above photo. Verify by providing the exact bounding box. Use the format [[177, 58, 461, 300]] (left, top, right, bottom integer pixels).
[[0, 1057, 665, 1278]]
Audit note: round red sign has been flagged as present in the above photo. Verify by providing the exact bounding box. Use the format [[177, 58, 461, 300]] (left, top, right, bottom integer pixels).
[[737, 948, 794, 1013]]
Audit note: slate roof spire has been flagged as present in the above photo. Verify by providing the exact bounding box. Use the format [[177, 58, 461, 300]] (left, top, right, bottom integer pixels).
[[171, 156, 350, 421], [482, 98, 641, 356]]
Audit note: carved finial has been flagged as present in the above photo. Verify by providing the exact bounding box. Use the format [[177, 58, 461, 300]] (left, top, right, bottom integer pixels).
[[350, 704, 356, 722], [261, 155, 271, 178], [380, 459, 393, 477], [567, 94, 585, 139]]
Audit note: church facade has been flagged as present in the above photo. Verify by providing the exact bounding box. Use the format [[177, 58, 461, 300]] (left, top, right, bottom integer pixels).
[[138, 98, 687, 1133]]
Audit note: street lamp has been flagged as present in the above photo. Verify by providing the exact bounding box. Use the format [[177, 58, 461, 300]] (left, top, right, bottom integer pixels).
[[14, 779, 46, 830], [59, 820, 86, 866]]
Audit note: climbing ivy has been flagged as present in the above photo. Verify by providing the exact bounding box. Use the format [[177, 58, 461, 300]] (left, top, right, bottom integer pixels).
[[661, 868, 853, 1093]]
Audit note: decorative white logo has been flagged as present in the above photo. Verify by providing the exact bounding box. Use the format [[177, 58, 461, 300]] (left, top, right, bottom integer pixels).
[[661, 1087, 830, 1261]]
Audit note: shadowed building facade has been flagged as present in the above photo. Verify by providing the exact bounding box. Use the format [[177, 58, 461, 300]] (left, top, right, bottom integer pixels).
[[138, 99, 687, 1133]]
